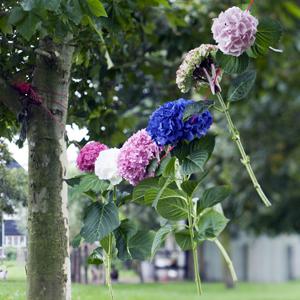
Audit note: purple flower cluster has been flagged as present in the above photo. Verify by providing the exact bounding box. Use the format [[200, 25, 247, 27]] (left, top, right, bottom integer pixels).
[[146, 99, 213, 146], [211, 6, 258, 57], [118, 129, 160, 186], [76, 141, 108, 172], [76, 100, 213, 186]]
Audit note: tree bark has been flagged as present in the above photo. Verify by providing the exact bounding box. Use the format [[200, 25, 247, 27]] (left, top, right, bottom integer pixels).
[[26, 37, 74, 300]]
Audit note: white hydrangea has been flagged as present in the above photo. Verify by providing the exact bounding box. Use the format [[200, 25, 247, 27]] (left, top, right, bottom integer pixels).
[[176, 44, 218, 93], [95, 148, 122, 185]]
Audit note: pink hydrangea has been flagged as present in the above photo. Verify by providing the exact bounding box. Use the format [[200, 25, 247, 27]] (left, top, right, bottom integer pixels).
[[76, 141, 108, 172], [118, 129, 160, 186], [211, 6, 258, 57]]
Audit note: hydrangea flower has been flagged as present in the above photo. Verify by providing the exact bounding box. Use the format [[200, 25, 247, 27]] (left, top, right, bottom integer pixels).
[[76, 142, 108, 172], [95, 148, 122, 185], [211, 6, 258, 57], [176, 44, 219, 93], [118, 129, 160, 186], [146, 99, 213, 146], [182, 110, 213, 141]]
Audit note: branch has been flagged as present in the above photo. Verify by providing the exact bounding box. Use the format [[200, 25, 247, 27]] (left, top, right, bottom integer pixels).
[[0, 77, 22, 116], [35, 49, 60, 60]]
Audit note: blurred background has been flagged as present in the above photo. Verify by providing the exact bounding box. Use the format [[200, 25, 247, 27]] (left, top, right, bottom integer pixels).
[[0, 0, 300, 299]]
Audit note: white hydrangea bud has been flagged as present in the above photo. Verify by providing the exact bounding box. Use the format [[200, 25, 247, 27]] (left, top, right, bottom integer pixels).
[[176, 44, 219, 93]]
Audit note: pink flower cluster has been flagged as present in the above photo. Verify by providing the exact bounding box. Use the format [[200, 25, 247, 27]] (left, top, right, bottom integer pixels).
[[76, 141, 108, 172], [118, 129, 160, 186], [211, 6, 258, 57]]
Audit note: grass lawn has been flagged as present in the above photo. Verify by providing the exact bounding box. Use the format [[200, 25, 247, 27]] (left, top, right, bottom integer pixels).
[[1, 262, 300, 300]]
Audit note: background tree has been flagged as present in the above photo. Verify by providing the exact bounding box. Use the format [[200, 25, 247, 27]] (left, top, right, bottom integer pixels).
[[0, 140, 27, 214]]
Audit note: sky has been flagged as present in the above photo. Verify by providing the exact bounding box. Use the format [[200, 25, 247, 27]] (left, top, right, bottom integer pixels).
[[6, 124, 89, 171]]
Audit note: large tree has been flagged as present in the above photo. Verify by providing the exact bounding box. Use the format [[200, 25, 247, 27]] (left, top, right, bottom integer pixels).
[[0, 1, 191, 299]]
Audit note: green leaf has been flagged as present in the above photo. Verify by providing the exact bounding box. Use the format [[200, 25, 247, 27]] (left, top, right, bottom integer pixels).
[[127, 230, 154, 260], [227, 70, 256, 102], [115, 221, 154, 261], [65, 175, 84, 187], [132, 177, 158, 204], [86, 0, 107, 17], [151, 225, 173, 258], [147, 177, 173, 208], [147, 158, 159, 176], [155, 154, 171, 176], [0, 16, 12, 34], [284, 2, 300, 19], [87, 247, 104, 265], [175, 230, 193, 251], [114, 219, 138, 260], [69, 174, 109, 194], [183, 100, 214, 121], [44, 0, 61, 11], [173, 135, 215, 175], [154, 0, 171, 8], [21, 0, 36, 11], [100, 235, 110, 253], [80, 202, 120, 243], [71, 233, 82, 248], [17, 13, 41, 41], [156, 189, 188, 221], [8, 7, 26, 25], [248, 19, 282, 57], [197, 186, 231, 212], [196, 210, 229, 240], [66, 0, 84, 25], [163, 157, 177, 178], [181, 180, 198, 196], [216, 51, 249, 74]]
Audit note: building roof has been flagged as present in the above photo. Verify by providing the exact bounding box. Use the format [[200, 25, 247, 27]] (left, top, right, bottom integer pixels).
[[4, 220, 23, 236], [6, 160, 22, 169]]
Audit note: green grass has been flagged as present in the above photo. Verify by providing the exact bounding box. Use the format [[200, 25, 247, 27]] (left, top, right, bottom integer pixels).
[[1, 261, 300, 300]]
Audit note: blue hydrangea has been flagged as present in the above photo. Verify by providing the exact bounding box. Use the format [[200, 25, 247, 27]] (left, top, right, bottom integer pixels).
[[146, 98, 213, 146]]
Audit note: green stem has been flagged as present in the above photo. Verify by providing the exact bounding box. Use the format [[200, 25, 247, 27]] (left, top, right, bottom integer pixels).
[[104, 187, 117, 300], [214, 239, 237, 282], [105, 233, 114, 300], [216, 92, 271, 207], [187, 197, 202, 296]]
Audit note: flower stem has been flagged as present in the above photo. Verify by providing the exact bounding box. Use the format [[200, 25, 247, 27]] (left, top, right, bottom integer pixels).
[[104, 187, 117, 300], [216, 92, 271, 207], [105, 233, 114, 300], [187, 196, 202, 296], [214, 239, 237, 282], [246, 0, 255, 11]]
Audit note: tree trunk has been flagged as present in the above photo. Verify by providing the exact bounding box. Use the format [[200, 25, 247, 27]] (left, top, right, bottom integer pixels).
[[26, 37, 74, 300], [77, 247, 82, 283], [84, 244, 89, 284]]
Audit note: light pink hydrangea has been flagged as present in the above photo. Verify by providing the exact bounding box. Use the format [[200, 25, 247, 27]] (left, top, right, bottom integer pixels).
[[76, 141, 108, 172], [118, 129, 160, 186], [211, 6, 258, 57]]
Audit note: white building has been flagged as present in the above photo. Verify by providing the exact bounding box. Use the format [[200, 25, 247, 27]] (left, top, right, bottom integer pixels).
[[153, 233, 300, 283], [204, 233, 300, 283], [0, 214, 27, 258]]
